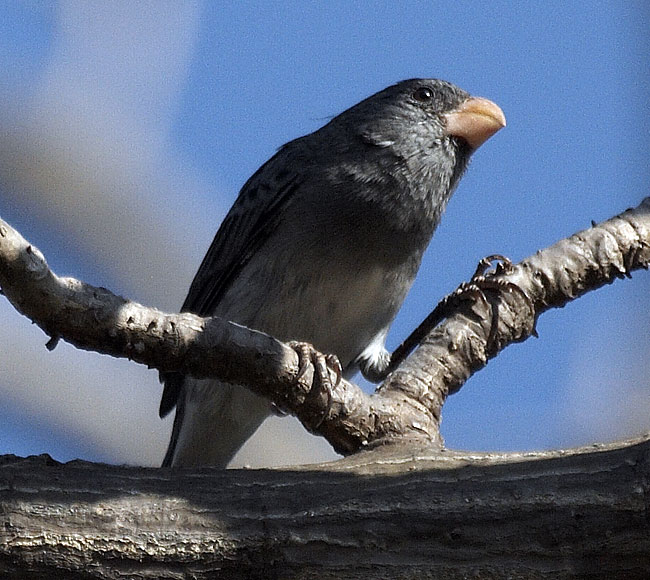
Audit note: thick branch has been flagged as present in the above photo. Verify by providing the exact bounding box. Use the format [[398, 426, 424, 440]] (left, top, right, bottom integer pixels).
[[1, 199, 649, 455], [1, 436, 649, 579]]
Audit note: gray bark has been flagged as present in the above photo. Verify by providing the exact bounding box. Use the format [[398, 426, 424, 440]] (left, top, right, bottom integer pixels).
[[0, 200, 648, 456], [0, 201, 649, 578], [1, 436, 649, 579]]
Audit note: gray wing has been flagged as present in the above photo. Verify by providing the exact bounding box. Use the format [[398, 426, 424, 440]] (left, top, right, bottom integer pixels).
[[159, 142, 307, 418]]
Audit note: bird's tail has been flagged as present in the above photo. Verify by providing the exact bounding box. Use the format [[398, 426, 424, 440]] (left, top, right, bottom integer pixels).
[[162, 377, 271, 468]]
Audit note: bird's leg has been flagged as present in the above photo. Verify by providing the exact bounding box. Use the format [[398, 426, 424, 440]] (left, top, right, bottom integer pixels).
[[364, 255, 531, 382], [382, 281, 490, 377], [274, 341, 342, 428], [288, 341, 342, 388]]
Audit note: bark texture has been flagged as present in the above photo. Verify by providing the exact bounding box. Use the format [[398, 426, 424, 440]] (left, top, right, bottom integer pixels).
[[1, 436, 650, 579], [0, 200, 648, 457], [1, 201, 649, 578]]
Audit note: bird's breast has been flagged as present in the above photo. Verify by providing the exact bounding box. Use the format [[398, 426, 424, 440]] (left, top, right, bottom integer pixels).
[[214, 219, 422, 368]]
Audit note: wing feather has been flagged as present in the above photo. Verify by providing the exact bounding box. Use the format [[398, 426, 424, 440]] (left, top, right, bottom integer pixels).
[[159, 144, 307, 418]]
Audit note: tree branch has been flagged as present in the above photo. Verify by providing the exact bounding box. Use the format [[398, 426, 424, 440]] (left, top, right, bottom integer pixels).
[[2, 202, 649, 577], [1, 435, 649, 579], [381, 197, 650, 416], [0, 198, 648, 456]]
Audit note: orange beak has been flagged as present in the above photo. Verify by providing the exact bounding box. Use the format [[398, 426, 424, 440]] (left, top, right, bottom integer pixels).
[[443, 97, 506, 149]]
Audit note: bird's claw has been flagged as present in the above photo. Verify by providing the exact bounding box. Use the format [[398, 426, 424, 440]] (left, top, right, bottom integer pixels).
[[471, 254, 513, 280], [288, 341, 342, 390], [325, 353, 343, 386], [464, 254, 535, 346], [287, 341, 341, 431]]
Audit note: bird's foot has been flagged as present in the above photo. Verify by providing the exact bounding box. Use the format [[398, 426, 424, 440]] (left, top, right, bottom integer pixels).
[[288, 341, 342, 390], [386, 254, 532, 374], [287, 341, 342, 430], [465, 254, 535, 343]]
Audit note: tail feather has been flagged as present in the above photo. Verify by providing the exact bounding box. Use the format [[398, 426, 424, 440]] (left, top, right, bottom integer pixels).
[[161, 377, 272, 468], [159, 371, 183, 419], [161, 386, 186, 467]]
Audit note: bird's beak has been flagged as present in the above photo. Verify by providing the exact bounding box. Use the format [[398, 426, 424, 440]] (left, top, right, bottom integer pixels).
[[443, 97, 506, 149]]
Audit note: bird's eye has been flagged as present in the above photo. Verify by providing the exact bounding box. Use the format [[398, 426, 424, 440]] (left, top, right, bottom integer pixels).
[[413, 87, 434, 102]]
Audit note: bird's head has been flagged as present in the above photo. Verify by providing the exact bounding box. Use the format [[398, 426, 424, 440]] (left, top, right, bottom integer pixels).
[[319, 79, 505, 233], [348, 78, 505, 158]]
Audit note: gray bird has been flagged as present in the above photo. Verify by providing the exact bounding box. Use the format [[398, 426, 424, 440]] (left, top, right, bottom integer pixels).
[[160, 78, 505, 467]]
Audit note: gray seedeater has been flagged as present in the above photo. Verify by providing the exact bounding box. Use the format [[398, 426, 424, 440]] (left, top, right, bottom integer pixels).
[[160, 79, 505, 467]]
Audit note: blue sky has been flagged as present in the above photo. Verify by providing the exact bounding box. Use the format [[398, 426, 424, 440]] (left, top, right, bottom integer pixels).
[[0, 2, 648, 466]]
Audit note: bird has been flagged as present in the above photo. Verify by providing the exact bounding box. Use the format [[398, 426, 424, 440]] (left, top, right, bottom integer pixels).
[[159, 78, 505, 468]]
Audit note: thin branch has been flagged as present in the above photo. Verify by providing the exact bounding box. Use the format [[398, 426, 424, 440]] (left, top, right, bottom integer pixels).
[[0, 198, 648, 455], [381, 198, 650, 414]]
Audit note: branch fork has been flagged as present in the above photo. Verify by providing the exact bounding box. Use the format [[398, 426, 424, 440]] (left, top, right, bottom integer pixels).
[[0, 198, 649, 457]]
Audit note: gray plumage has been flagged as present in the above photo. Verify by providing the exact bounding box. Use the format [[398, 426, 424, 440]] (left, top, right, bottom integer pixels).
[[160, 78, 504, 467]]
